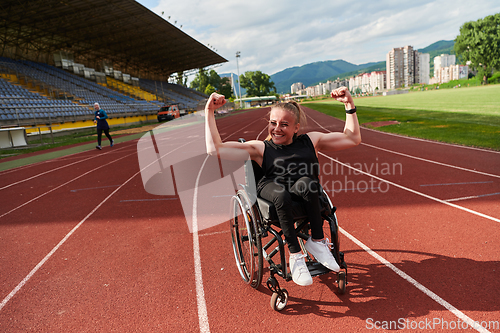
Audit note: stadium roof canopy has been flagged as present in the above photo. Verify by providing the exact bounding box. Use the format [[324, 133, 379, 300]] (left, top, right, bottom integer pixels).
[[0, 0, 228, 78]]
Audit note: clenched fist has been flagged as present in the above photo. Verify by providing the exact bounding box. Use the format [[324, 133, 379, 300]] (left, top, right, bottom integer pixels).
[[205, 93, 226, 113], [330, 87, 354, 106]]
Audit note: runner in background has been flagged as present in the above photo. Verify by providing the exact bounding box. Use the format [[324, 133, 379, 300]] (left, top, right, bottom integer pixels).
[[93, 102, 114, 150]]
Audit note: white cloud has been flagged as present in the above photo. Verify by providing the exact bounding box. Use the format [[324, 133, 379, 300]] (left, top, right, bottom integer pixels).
[[145, 0, 500, 77]]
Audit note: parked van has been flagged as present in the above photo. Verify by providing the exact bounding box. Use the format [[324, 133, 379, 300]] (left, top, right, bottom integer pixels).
[[157, 104, 180, 122]]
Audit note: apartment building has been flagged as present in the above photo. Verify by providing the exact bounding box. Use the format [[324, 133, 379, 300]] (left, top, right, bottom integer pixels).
[[349, 71, 386, 94], [291, 82, 305, 94], [419, 53, 430, 84], [434, 54, 456, 82], [434, 64, 468, 84], [295, 78, 349, 97], [386, 45, 424, 89]]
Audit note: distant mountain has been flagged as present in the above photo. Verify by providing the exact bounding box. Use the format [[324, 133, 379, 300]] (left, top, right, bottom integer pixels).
[[270, 40, 455, 94], [418, 40, 455, 55], [320, 61, 386, 84], [270, 60, 360, 94]]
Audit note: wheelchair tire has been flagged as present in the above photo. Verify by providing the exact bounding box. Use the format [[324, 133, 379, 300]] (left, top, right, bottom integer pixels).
[[327, 212, 342, 268], [338, 271, 346, 294], [270, 289, 288, 311], [229, 191, 263, 289]]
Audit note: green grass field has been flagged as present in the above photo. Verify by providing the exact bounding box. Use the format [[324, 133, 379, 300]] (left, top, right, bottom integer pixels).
[[303, 85, 500, 150]]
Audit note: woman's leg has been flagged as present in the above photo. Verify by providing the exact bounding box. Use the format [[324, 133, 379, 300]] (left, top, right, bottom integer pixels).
[[292, 177, 340, 272], [97, 128, 103, 146], [103, 129, 112, 142], [258, 181, 301, 254], [289, 177, 324, 240]]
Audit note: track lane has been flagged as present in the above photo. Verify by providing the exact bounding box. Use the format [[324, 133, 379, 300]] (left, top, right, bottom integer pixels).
[[0, 117, 240, 332], [1, 107, 499, 332], [202, 105, 497, 330]]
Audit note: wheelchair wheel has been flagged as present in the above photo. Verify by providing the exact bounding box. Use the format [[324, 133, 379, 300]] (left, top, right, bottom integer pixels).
[[327, 211, 342, 267], [229, 190, 263, 289], [270, 289, 288, 311], [338, 271, 346, 294]]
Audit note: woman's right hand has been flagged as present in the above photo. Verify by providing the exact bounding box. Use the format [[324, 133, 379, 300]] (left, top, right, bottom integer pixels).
[[205, 93, 226, 113]]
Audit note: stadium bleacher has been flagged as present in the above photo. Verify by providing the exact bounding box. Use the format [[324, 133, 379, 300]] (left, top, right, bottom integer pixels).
[[0, 57, 203, 127], [139, 78, 208, 110]]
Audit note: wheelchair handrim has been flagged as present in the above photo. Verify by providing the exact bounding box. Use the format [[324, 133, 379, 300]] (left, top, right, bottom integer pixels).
[[229, 194, 255, 283]]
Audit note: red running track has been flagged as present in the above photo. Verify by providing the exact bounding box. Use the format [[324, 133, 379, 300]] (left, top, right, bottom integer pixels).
[[0, 107, 499, 332]]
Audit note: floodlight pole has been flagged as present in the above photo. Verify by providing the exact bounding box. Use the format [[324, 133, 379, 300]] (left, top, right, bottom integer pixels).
[[236, 51, 243, 109]]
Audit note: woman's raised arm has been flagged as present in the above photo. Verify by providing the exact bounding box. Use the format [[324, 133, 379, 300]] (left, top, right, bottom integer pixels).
[[204, 93, 226, 155], [204, 93, 264, 163], [308, 87, 361, 151]]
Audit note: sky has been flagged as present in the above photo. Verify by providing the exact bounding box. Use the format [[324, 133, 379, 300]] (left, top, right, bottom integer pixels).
[[137, 0, 500, 79]]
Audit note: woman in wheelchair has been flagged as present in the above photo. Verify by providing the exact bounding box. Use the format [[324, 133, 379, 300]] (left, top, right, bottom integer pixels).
[[205, 87, 361, 287]]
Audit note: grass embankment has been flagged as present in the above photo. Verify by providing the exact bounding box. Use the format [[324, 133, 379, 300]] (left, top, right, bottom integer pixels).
[[303, 85, 500, 151]]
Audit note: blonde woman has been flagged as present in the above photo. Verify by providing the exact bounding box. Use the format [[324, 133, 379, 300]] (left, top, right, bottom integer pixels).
[[205, 88, 360, 286]]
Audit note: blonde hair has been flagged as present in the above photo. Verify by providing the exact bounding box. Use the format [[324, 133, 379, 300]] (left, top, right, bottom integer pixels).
[[265, 101, 307, 141]]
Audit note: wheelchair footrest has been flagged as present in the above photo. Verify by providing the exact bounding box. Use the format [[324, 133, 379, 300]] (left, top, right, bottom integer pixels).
[[306, 261, 331, 277]]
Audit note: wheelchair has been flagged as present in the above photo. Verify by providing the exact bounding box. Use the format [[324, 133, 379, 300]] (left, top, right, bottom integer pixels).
[[229, 139, 348, 311]]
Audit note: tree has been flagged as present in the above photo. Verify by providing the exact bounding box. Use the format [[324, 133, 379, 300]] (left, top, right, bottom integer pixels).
[[190, 69, 232, 98], [204, 84, 216, 96], [239, 71, 276, 97], [190, 68, 210, 92], [208, 70, 221, 91], [175, 71, 187, 86], [219, 77, 232, 99], [454, 13, 500, 84]]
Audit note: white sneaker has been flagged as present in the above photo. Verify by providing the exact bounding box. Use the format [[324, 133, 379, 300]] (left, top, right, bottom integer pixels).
[[289, 253, 313, 286], [304, 237, 340, 272]]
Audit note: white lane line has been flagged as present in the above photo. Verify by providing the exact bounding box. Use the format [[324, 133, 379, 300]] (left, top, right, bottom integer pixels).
[[445, 191, 500, 202], [0, 132, 197, 218], [119, 198, 178, 202], [0, 139, 196, 312], [188, 117, 255, 333], [70, 185, 121, 192], [222, 114, 268, 141], [0, 144, 132, 191], [339, 227, 491, 333], [307, 113, 500, 179], [186, 117, 266, 332], [199, 230, 230, 237], [0, 153, 134, 219], [320, 152, 500, 223], [361, 142, 500, 179], [0, 163, 139, 312], [192, 155, 211, 333], [420, 181, 494, 187], [309, 109, 494, 330], [360, 124, 500, 155]]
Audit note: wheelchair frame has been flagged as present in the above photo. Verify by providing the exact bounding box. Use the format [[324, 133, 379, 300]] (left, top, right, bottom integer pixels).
[[229, 141, 348, 311]]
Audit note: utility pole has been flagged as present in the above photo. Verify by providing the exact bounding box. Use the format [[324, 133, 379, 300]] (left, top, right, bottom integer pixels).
[[236, 51, 243, 109]]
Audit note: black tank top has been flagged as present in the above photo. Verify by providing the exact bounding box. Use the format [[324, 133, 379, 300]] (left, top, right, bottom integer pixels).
[[257, 134, 319, 192]]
